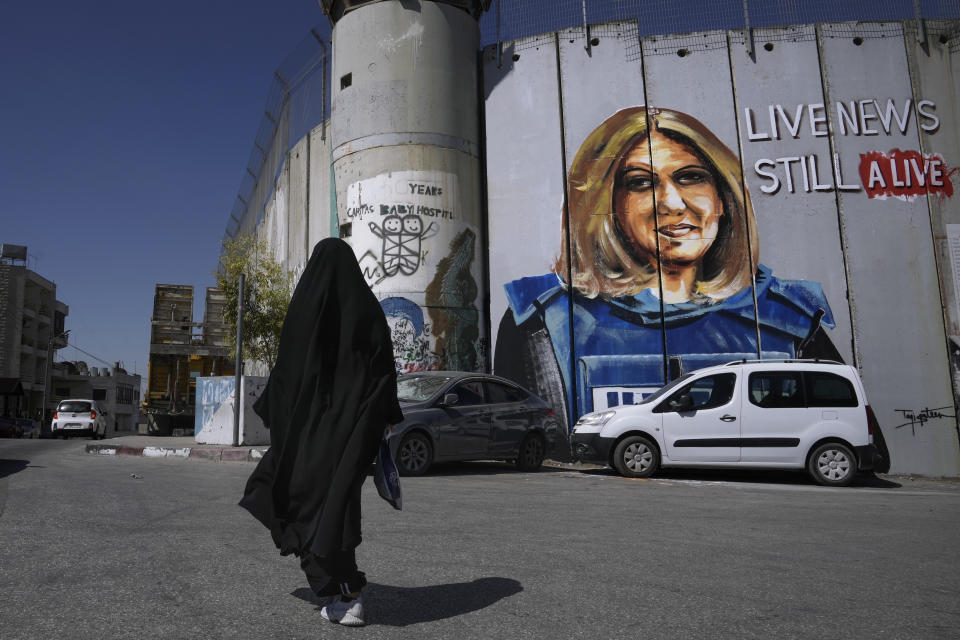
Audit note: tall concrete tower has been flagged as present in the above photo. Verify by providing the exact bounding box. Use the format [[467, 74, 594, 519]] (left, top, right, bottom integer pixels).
[[320, 0, 489, 373]]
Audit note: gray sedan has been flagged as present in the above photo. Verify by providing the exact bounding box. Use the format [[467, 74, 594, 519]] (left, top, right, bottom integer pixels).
[[389, 371, 559, 476]]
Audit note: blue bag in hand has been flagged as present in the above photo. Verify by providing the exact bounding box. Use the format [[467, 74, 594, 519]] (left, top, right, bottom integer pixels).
[[374, 436, 402, 510]]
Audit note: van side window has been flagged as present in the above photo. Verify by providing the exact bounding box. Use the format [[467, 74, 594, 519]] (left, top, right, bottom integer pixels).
[[804, 372, 858, 407], [658, 373, 736, 412], [749, 372, 805, 408]]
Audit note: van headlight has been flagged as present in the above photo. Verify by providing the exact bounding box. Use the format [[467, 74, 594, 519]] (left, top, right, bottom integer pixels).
[[574, 410, 616, 432]]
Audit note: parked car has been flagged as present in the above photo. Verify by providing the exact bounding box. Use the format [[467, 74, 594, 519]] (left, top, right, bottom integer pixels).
[[50, 399, 108, 440], [17, 418, 39, 438], [571, 360, 889, 486], [0, 417, 23, 438], [390, 371, 559, 475]]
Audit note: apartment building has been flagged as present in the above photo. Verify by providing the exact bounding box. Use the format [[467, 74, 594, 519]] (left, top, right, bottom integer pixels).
[[0, 244, 68, 421]]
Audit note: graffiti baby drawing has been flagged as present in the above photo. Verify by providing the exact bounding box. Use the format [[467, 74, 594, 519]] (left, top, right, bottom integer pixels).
[[369, 214, 438, 276], [495, 107, 841, 436]]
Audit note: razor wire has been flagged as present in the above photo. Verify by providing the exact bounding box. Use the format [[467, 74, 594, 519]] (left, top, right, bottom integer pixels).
[[224, 26, 331, 241]]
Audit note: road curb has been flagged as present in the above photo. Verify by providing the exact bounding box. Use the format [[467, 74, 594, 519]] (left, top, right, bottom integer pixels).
[[84, 441, 591, 469], [85, 443, 268, 462]]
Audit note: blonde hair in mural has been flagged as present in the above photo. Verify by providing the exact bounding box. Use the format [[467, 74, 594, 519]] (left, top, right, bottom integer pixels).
[[556, 106, 759, 301]]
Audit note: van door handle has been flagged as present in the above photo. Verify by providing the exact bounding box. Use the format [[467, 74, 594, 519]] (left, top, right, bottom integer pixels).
[[720, 415, 737, 422]]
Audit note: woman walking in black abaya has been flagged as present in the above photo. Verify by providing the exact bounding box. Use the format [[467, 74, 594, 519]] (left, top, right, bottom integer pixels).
[[240, 238, 404, 627]]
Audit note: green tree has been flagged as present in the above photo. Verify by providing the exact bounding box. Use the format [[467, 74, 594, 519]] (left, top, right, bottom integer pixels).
[[216, 235, 294, 372]]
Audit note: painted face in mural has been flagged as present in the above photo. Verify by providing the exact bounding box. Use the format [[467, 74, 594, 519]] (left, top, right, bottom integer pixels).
[[614, 131, 723, 299]]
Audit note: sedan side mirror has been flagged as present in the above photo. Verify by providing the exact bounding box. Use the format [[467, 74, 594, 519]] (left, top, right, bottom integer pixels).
[[441, 393, 459, 407], [670, 394, 695, 412]]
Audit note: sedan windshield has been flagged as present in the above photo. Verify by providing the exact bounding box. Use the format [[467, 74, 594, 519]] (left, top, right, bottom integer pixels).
[[397, 375, 452, 403]]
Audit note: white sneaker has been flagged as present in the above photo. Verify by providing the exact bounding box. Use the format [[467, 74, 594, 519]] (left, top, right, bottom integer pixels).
[[320, 594, 365, 627]]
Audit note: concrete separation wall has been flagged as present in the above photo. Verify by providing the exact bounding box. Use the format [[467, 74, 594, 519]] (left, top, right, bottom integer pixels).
[[246, 12, 960, 477], [484, 20, 960, 477]]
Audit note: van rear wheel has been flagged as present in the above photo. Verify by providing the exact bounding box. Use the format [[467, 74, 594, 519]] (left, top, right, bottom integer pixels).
[[808, 442, 856, 487], [613, 435, 660, 478]]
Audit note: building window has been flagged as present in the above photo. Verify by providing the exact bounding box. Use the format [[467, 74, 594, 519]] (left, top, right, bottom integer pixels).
[[93, 388, 107, 401], [115, 385, 134, 405], [55, 387, 70, 397]]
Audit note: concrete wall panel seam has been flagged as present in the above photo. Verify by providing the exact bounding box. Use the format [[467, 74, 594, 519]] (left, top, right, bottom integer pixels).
[[815, 23, 861, 371], [725, 30, 763, 359], [555, 30, 577, 421]]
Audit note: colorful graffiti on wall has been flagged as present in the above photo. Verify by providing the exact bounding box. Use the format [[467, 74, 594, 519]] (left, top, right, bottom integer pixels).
[[495, 107, 840, 429], [346, 171, 484, 374], [381, 296, 439, 372]]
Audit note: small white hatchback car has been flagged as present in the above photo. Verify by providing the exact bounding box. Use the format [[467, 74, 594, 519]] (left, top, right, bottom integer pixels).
[[571, 360, 889, 486], [51, 399, 108, 440]]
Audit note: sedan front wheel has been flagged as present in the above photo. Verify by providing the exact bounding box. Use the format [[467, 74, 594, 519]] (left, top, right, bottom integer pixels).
[[397, 432, 433, 477]]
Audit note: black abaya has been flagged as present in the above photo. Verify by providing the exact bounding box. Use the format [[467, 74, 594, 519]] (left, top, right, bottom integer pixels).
[[239, 238, 403, 562]]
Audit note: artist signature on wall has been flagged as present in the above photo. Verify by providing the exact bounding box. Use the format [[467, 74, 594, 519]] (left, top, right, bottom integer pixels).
[[893, 406, 956, 436]]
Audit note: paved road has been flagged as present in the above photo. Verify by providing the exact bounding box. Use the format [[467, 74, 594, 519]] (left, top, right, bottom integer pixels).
[[2, 438, 959, 639]]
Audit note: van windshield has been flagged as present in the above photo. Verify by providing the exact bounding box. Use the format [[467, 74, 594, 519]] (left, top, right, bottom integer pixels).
[[638, 373, 694, 405], [58, 401, 92, 412]]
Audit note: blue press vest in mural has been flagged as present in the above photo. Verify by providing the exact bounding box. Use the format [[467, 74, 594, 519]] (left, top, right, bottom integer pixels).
[[504, 264, 836, 418]]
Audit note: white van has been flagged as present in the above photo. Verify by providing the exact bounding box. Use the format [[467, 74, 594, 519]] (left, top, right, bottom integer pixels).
[[571, 360, 889, 486]]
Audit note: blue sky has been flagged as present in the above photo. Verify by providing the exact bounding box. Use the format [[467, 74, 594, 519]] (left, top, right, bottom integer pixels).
[[2, 0, 953, 395], [1, 1, 330, 389]]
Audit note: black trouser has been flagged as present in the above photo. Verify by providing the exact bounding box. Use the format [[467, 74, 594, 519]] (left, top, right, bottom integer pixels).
[[301, 550, 367, 597]]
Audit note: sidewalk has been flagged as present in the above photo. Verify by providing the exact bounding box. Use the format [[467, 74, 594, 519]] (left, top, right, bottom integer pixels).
[[83, 435, 604, 470], [85, 435, 269, 463]]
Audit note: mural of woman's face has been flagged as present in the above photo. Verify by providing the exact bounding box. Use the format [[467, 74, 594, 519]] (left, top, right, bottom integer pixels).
[[614, 131, 723, 269]]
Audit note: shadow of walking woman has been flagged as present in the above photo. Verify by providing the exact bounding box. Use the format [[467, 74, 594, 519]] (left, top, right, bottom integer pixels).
[[293, 576, 523, 626]]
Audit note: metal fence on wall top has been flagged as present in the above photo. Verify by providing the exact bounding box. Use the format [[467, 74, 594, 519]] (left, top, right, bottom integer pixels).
[[224, 27, 330, 241], [225, 0, 960, 241], [479, 0, 960, 46]]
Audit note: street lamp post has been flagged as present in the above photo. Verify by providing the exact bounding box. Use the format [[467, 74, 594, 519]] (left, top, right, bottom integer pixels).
[[40, 329, 70, 426]]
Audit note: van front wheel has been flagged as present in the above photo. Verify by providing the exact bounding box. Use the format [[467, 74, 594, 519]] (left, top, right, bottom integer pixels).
[[613, 435, 660, 478]]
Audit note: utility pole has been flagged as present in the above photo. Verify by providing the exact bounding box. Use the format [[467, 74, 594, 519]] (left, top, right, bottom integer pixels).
[[40, 329, 69, 426], [232, 273, 245, 447]]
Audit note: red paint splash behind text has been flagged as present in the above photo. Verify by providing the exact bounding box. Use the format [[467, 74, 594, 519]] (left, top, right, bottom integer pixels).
[[858, 149, 956, 199]]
